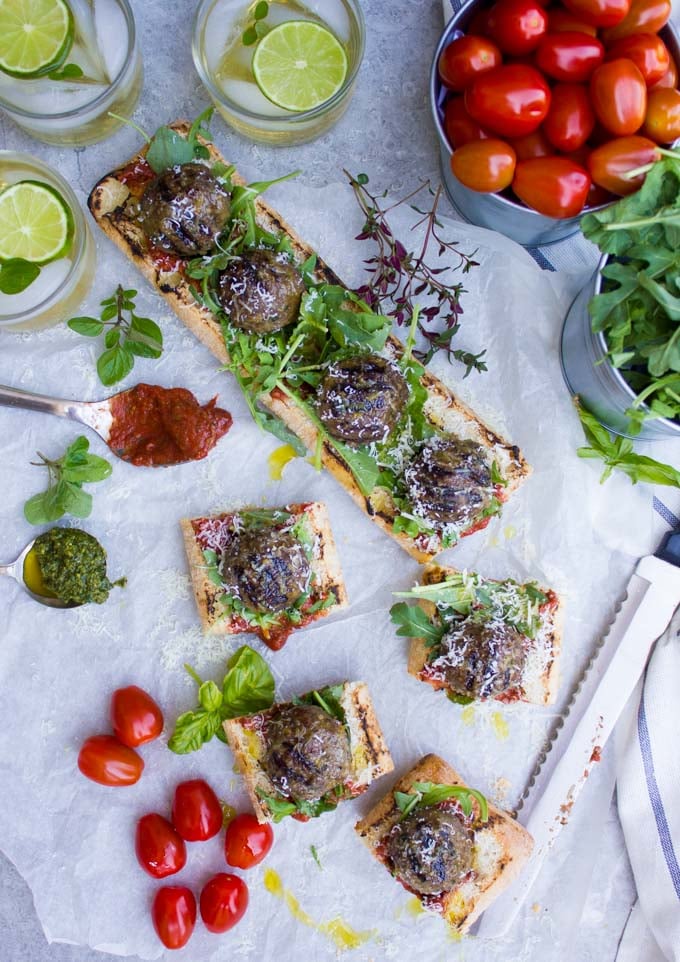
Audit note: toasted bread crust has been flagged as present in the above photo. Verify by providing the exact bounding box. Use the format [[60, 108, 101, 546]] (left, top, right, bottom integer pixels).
[[224, 681, 393, 824], [406, 563, 562, 707], [89, 123, 530, 559], [355, 753, 533, 932], [180, 501, 348, 642]]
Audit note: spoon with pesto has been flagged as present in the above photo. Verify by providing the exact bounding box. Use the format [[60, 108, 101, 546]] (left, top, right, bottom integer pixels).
[[0, 382, 232, 467], [0, 528, 126, 609]]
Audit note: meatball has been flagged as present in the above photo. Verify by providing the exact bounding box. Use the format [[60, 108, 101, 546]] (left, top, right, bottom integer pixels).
[[216, 249, 305, 334], [139, 163, 231, 256], [431, 620, 527, 699], [220, 526, 311, 614], [404, 438, 493, 526], [385, 806, 474, 895], [264, 704, 351, 802], [316, 354, 408, 444]]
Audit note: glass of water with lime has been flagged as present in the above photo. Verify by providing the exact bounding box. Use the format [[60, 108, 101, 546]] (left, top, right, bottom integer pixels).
[[192, 0, 365, 145], [0, 0, 143, 146], [0, 152, 95, 331]]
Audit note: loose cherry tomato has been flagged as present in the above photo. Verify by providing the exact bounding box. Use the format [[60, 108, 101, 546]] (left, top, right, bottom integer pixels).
[[509, 128, 554, 159], [547, 8, 598, 35], [562, 0, 631, 28], [439, 36, 502, 91], [136, 813, 187, 879], [587, 135, 659, 193], [172, 779, 223, 842], [513, 157, 591, 217], [535, 32, 604, 82], [543, 83, 595, 151], [650, 58, 678, 91], [110, 685, 163, 748], [601, 0, 671, 41], [465, 64, 551, 137], [486, 0, 548, 56], [78, 735, 143, 787], [224, 813, 274, 869], [451, 139, 517, 192], [468, 8, 492, 36], [444, 96, 490, 147], [152, 887, 196, 950], [200, 873, 249, 933], [589, 59, 647, 135], [605, 34, 670, 87], [642, 88, 680, 144]]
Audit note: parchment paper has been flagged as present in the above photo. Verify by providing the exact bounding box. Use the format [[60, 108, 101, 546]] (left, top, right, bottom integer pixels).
[[0, 181, 676, 961]]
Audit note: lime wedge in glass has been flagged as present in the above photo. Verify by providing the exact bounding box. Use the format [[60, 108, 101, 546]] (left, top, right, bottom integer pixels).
[[0, 0, 74, 78], [252, 20, 348, 112], [0, 181, 74, 263]]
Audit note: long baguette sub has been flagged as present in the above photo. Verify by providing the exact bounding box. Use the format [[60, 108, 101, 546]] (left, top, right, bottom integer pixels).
[[88, 120, 530, 561]]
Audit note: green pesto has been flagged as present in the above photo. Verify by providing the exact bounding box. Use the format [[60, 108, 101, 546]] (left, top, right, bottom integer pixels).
[[33, 528, 126, 605]]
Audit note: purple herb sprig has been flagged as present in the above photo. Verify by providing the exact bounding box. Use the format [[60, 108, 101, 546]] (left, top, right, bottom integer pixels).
[[345, 171, 485, 375]]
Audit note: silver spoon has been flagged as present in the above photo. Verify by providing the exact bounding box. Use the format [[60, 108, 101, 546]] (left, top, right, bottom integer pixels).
[[0, 383, 114, 449], [0, 539, 81, 609]]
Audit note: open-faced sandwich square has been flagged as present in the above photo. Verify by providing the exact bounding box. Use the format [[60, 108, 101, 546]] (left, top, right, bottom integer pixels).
[[355, 753, 533, 933], [89, 119, 530, 562], [392, 563, 562, 706], [181, 502, 347, 649], [224, 681, 394, 823]]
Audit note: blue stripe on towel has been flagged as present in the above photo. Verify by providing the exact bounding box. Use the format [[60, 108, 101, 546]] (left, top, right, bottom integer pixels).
[[527, 247, 556, 271], [654, 497, 680, 529], [638, 692, 680, 899]]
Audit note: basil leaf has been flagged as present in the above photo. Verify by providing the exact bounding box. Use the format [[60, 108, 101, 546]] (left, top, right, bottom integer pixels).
[[97, 344, 134, 386], [168, 709, 223, 754], [0, 259, 40, 294], [199, 680, 223, 712], [221, 645, 276, 718], [256, 791, 297, 822]]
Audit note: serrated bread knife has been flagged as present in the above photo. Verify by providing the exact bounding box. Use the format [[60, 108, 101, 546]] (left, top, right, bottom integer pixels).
[[476, 527, 680, 940]]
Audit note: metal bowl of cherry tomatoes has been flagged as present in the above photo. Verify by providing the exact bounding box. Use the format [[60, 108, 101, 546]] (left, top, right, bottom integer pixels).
[[430, 0, 680, 247]]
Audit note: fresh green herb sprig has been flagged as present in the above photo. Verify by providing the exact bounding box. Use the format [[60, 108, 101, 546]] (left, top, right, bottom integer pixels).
[[257, 789, 340, 822], [24, 436, 112, 525], [67, 285, 163, 387], [310, 845, 322, 869], [394, 781, 489, 823], [346, 171, 484, 373], [242, 0, 269, 46], [576, 400, 680, 487], [48, 63, 84, 81], [110, 107, 216, 174], [168, 646, 275, 754], [0, 258, 40, 295]]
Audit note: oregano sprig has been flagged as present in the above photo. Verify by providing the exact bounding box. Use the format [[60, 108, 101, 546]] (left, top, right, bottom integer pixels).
[[67, 285, 163, 387], [24, 436, 112, 525]]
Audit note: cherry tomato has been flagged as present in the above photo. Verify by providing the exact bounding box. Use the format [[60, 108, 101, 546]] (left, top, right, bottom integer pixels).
[[486, 0, 548, 56], [468, 8, 492, 36], [172, 779, 223, 842], [451, 139, 517, 192], [78, 735, 143, 787], [543, 83, 595, 151], [601, 0, 671, 41], [509, 128, 554, 159], [547, 8, 598, 35], [110, 685, 163, 748], [512, 157, 591, 217], [136, 813, 187, 879], [224, 813, 274, 869], [642, 88, 680, 144], [465, 64, 551, 137], [650, 58, 678, 91], [152, 887, 196, 950], [589, 59, 647, 135], [535, 32, 605, 82], [199, 873, 249, 933], [587, 135, 659, 193], [444, 97, 490, 148], [605, 34, 670, 87], [439, 36, 502, 91], [561, 0, 631, 28]]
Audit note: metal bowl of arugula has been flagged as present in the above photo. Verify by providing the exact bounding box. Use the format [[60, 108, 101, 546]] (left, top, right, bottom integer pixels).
[[560, 152, 680, 442]]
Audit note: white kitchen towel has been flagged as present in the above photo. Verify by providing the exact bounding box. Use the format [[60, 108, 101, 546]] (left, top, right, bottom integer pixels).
[[616, 607, 680, 962]]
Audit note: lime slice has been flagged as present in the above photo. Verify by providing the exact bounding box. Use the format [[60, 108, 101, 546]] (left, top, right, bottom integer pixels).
[[0, 180, 73, 263], [252, 20, 348, 112], [0, 0, 73, 79]]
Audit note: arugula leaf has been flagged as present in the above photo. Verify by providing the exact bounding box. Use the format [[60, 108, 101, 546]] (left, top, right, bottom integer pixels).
[[257, 791, 298, 822], [23, 436, 111, 525], [0, 258, 40, 294], [390, 601, 445, 647], [146, 107, 215, 173], [395, 781, 489, 823]]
